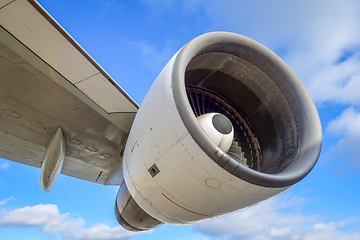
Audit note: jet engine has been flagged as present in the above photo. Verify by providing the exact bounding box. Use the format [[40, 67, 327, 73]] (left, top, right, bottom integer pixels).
[[115, 32, 322, 231]]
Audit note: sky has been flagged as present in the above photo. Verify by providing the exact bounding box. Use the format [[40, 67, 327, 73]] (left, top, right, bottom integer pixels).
[[1, 0, 360, 239]]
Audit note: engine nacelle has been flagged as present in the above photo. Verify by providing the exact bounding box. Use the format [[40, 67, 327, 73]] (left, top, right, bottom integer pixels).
[[115, 32, 322, 231]]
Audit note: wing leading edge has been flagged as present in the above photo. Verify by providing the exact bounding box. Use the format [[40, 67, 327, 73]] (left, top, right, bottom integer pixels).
[[0, 0, 138, 186]]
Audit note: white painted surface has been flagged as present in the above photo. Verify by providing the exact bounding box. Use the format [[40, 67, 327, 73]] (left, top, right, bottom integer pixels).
[[0, 130, 110, 184], [40, 128, 66, 192], [197, 113, 234, 152], [0, 0, 137, 187], [75, 74, 136, 113], [123, 54, 289, 225], [0, 0, 13, 8]]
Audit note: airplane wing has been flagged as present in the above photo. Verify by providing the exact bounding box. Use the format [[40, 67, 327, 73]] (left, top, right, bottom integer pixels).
[[0, 0, 139, 185]]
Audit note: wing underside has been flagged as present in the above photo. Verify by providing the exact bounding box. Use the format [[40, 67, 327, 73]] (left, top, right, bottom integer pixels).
[[0, 0, 138, 185]]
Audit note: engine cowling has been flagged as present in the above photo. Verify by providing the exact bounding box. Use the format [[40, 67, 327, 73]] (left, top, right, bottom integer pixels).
[[115, 32, 322, 231]]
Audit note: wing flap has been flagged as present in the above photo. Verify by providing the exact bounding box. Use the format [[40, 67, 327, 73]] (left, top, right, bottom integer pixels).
[[0, 0, 138, 114], [0, 129, 111, 185], [61, 157, 109, 185], [75, 74, 136, 113], [0, 130, 44, 168], [0, 0, 138, 185]]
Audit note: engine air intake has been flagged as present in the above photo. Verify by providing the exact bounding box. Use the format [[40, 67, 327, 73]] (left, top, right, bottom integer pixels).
[[186, 87, 260, 171]]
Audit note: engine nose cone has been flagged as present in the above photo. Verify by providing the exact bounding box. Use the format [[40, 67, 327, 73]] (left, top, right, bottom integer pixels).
[[212, 113, 233, 134], [197, 113, 234, 152]]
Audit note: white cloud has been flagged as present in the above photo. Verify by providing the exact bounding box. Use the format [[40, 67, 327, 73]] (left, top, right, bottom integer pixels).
[[138, 0, 360, 105], [0, 162, 9, 170], [0, 197, 14, 206], [327, 108, 360, 136], [137, 0, 360, 175], [270, 227, 291, 237], [0, 204, 140, 240], [175, 0, 360, 106], [325, 108, 360, 168], [192, 195, 360, 240]]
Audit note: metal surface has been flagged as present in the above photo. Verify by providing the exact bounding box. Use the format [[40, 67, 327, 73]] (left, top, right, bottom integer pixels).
[[115, 181, 163, 231], [122, 51, 283, 226], [187, 87, 260, 170], [40, 128, 66, 192], [212, 114, 233, 134], [173, 32, 322, 187], [0, 0, 138, 113], [0, 0, 322, 230], [0, 0, 139, 185], [196, 113, 234, 152], [122, 32, 321, 227]]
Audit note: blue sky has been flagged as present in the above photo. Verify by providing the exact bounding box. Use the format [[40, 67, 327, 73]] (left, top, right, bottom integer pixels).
[[1, 0, 360, 239]]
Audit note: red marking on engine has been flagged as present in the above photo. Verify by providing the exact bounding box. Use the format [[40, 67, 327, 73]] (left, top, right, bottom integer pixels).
[[162, 193, 210, 217]]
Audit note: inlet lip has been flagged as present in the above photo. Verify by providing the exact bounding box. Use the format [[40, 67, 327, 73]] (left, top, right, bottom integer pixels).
[[172, 32, 322, 188]]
